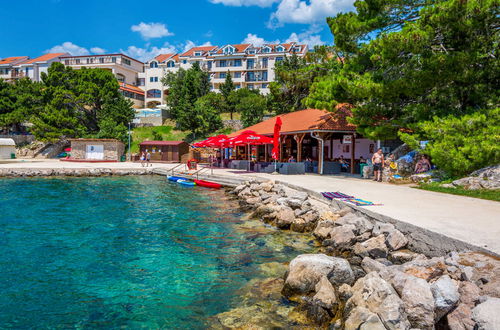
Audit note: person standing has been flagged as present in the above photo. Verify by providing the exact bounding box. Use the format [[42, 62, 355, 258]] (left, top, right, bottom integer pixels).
[[146, 150, 152, 167], [140, 151, 146, 167], [371, 148, 385, 182]]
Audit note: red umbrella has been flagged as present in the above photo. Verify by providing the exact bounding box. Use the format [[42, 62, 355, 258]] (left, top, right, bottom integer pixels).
[[64, 147, 71, 152], [230, 130, 273, 146], [272, 117, 282, 160]]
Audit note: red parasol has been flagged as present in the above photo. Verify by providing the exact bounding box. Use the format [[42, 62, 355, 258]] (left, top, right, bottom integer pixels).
[[229, 130, 273, 146], [271, 117, 282, 160], [64, 148, 72, 152]]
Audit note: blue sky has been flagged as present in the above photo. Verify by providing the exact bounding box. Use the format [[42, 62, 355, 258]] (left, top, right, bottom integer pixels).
[[1, 0, 355, 62]]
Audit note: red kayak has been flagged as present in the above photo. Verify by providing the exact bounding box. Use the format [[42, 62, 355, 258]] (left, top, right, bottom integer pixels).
[[194, 180, 222, 189]]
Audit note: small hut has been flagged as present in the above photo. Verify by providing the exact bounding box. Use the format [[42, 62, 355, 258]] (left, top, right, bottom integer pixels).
[[68, 139, 124, 161], [0, 138, 16, 159], [139, 141, 189, 163]]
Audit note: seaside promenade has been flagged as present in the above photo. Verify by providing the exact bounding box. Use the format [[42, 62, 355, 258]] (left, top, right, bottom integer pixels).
[[2, 159, 499, 255]]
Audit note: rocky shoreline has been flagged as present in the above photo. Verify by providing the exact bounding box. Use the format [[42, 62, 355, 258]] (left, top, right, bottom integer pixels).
[[219, 179, 500, 329], [0, 168, 154, 177]]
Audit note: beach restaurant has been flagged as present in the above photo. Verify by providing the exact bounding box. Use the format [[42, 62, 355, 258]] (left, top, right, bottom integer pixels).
[[210, 105, 377, 175]]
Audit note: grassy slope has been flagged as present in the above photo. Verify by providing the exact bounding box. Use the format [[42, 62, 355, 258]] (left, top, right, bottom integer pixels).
[[130, 126, 189, 153], [416, 183, 500, 202]]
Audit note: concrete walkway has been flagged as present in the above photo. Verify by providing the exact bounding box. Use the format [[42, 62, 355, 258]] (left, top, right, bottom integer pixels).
[[196, 167, 500, 255], [2, 160, 499, 255]]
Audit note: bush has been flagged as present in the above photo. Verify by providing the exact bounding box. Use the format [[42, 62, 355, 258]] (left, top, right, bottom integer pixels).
[[400, 108, 500, 177]]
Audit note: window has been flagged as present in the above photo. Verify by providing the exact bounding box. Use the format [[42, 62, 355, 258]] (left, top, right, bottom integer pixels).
[[234, 59, 242, 66], [276, 46, 285, 52], [276, 56, 284, 62], [64, 60, 69, 65], [138, 78, 145, 86], [293, 46, 302, 52], [150, 61, 158, 68], [76, 59, 80, 64], [194, 51, 202, 56], [207, 61, 212, 69], [167, 61, 175, 68], [182, 60, 187, 64], [262, 57, 268, 68], [263, 47, 271, 53], [220, 72, 226, 79], [149, 77, 159, 82], [123, 58, 131, 66], [247, 59, 254, 69], [247, 71, 255, 81], [247, 84, 254, 89], [147, 89, 161, 98], [223, 46, 235, 54], [248, 49, 256, 54], [116, 74, 126, 83], [234, 72, 241, 78], [262, 83, 268, 88], [99, 57, 105, 63], [112, 57, 117, 63], [235, 84, 241, 89], [87, 58, 93, 64], [219, 60, 227, 67]]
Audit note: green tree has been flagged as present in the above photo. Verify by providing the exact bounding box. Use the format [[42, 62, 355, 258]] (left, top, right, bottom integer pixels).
[[178, 92, 223, 138], [162, 62, 210, 120], [400, 108, 500, 177], [237, 93, 267, 127], [0, 78, 43, 131], [306, 0, 499, 140], [219, 70, 236, 119]]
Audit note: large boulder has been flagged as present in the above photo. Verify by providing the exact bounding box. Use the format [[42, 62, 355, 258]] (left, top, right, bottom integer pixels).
[[472, 297, 500, 330], [282, 254, 354, 296], [313, 220, 336, 240], [274, 208, 295, 229], [386, 229, 408, 250], [401, 276, 435, 329], [288, 191, 309, 203], [345, 272, 411, 330], [353, 235, 389, 258], [344, 306, 386, 330], [431, 275, 460, 321], [328, 224, 356, 249], [336, 213, 373, 235]]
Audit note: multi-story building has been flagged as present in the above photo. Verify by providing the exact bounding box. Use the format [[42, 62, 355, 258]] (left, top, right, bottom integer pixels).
[[141, 42, 308, 106], [60, 54, 145, 108], [0, 56, 29, 82], [1, 53, 68, 82]]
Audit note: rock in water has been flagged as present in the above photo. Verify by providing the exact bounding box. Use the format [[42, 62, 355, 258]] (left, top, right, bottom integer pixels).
[[345, 306, 386, 330], [275, 208, 295, 229], [431, 275, 460, 321], [472, 297, 500, 330], [313, 276, 337, 310], [282, 254, 354, 296]]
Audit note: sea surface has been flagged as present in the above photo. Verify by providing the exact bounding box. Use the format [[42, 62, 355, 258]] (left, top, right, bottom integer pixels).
[[0, 176, 314, 329]]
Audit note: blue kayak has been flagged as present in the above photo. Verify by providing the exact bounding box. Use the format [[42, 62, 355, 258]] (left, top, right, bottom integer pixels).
[[167, 175, 185, 182], [177, 179, 196, 186]]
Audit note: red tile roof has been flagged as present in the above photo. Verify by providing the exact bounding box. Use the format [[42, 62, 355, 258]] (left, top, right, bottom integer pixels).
[[155, 53, 176, 63], [180, 46, 218, 57], [20, 53, 67, 65], [0, 56, 29, 65], [119, 83, 145, 95], [139, 141, 187, 146], [229, 105, 356, 137]]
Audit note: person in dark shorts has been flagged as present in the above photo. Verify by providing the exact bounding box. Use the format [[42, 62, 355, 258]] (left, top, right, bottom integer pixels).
[[371, 148, 385, 182]]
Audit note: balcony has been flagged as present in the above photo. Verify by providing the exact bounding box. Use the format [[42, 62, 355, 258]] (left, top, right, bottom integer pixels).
[[245, 75, 268, 82]]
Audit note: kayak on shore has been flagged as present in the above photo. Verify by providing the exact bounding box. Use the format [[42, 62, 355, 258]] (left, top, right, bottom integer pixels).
[[194, 180, 222, 189], [177, 179, 196, 186]]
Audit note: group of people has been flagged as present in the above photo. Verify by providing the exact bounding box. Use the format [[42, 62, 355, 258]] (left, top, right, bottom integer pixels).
[[140, 150, 152, 167], [370, 149, 432, 182]]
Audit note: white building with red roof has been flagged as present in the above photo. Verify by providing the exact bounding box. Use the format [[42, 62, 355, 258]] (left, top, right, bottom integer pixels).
[[141, 42, 308, 107], [10, 53, 68, 82]]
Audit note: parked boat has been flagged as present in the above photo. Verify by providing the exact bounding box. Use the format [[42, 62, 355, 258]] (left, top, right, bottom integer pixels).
[[167, 175, 185, 182], [194, 180, 222, 189], [177, 179, 196, 186]]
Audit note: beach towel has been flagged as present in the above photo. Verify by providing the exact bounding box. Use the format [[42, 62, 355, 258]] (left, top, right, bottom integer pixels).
[[321, 192, 382, 206], [321, 192, 354, 200]]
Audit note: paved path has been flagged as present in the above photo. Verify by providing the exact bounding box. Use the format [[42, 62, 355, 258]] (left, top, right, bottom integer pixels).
[[2, 160, 499, 255], [199, 168, 500, 255]]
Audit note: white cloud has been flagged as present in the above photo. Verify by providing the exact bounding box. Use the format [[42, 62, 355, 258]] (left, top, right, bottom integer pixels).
[[45, 41, 90, 55], [121, 44, 177, 62], [286, 25, 325, 47], [269, 0, 355, 27], [241, 33, 280, 47], [131, 22, 174, 39], [90, 47, 106, 54], [210, 0, 279, 7]]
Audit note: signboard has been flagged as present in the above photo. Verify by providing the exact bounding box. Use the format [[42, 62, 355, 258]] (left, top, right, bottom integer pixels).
[[343, 135, 352, 144], [86, 145, 104, 160]]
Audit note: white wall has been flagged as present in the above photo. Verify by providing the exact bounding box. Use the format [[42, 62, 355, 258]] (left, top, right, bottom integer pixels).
[[328, 138, 376, 159]]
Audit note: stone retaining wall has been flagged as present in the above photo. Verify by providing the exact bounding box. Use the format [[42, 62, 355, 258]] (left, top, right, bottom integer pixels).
[[0, 168, 154, 177]]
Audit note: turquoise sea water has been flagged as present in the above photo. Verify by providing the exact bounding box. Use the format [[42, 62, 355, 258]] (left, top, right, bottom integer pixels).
[[0, 176, 313, 328]]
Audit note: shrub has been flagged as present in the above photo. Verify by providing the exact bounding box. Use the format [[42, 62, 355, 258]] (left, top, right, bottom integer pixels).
[[400, 108, 500, 177]]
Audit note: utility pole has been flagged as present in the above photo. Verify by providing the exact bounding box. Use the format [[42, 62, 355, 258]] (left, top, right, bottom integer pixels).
[[128, 122, 131, 161]]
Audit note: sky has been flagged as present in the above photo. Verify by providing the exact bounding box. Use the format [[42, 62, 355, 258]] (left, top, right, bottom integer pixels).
[[0, 0, 355, 62]]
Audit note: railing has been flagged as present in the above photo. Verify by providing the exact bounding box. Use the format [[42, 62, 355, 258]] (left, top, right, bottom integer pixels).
[[169, 163, 186, 175]]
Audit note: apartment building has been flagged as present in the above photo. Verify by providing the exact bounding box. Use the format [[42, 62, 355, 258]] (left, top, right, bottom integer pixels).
[[61, 54, 145, 108], [141, 42, 308, 106], [0, 53, 68, 82]]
